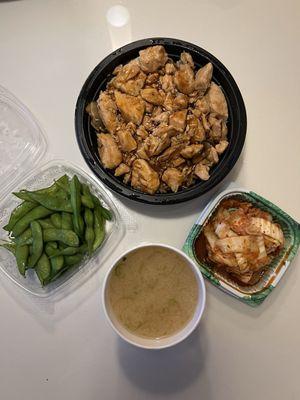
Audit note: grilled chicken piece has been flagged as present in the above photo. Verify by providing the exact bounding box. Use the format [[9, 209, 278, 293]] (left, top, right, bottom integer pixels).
[[208, 114, 222, 142], [160, 74, 175, 93], [139, 45, 168, 73], [172, 157, 185, 167], [164, 92, 189, 111], [157, 144, 183, 164], [131, 159, 160, 194], [206, 82, 228, 118], [187, 115, 206, 142], [136, 125, 149, 139], [206, 147, 219, 165], [140, 88, 165, 105], [181, 144, 203, 159], [97, 133, 122, 169], [174, 63, 195, 94], [165, 62, 176, 74], [162, 168, 184, 192], [194, 62, 213, 95], [152, 124, 178, 137], [194, 96, 210, 115], [114, 163, 130, 177], [169, 110, 187, 132], [152, 111, 169, 125], [116, 129, 137, 152], [180, 51, 195, 69], [97, 92, 118, 134], [111, 60, 146, 96], [215, 140, 229, 154], [115, 91, 145, 125], [147, 133, 171, 156], [194, 163, 210, 180], [136, 142, 149, 160], [112, 71, 146, 96]]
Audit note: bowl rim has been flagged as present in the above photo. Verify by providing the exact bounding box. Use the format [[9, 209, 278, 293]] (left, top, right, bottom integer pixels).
[[75, 37, 247, 205], [101, 243, 206, 350]]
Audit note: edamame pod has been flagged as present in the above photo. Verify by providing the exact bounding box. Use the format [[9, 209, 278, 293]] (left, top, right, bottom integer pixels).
[[61, 212, 73, 230], [12, 206, 52, 237], [28, 221, 43, 267], [43, 228, 79, 247], [70, 175, 84, 237], [50, 213, 62, 229], [16, 244, 29, 276], [3, 201, 37, 231], [36, 253, 51, 286]]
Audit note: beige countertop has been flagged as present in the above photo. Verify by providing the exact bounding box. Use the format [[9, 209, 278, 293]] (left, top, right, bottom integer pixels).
[[0, 1, 299, 399]]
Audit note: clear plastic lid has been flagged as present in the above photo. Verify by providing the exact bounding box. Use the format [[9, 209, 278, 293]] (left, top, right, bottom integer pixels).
[[0, 85, 47, 198]]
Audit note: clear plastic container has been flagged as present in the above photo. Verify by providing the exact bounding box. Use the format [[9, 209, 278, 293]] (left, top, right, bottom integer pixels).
[[0, 86, 125, 297]]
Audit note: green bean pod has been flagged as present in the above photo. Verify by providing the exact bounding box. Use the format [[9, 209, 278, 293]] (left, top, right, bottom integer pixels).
[[36, 253, 51, 286], [12, 206, 52, 237], [16, 244, 29, 276], [28, 221, 43, 267], [43, 228, 79, 247], [70, 175, 84, 237], [3, 201, 37, 231]]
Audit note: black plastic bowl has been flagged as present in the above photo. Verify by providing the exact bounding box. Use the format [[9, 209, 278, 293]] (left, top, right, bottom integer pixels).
[[75, 38, 247, 205]]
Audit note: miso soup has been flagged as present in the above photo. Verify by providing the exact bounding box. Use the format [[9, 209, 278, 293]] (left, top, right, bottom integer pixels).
[[107, 246, 199, 339]]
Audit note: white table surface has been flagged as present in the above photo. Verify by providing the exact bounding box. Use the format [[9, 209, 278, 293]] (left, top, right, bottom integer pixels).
[[0, 1, 299, 399]]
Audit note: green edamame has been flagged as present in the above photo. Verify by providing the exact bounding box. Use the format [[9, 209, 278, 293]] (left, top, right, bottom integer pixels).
[[43, 228, 79, 247], [36, 253, 51, 286], [81, 184, 94, 209], [61, 212, 73, 230], [3, 201, 37, 231], [84, 208, 94, 255], [50, 255, 64, 275], [20, 189, 72, 213], [65, 253, 84, 266], [45, 242, 58, 257], [91, 194, 112, 221], [14, 227, 32, 245], [70, 175, 84, 237], [92, 207, 105, 251], [38, 218, 55, 229], [12, 206, 52, 237], [50, 213, 62, 229], [16, 244, 29, 276], [28, 221, 43, 267]]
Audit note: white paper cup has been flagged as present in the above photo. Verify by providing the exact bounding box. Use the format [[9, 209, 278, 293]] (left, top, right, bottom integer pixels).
[[102, 243, 206, 350]]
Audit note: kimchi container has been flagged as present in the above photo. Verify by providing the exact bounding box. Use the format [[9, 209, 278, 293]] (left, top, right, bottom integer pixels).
[[183, 188, 300, 306]]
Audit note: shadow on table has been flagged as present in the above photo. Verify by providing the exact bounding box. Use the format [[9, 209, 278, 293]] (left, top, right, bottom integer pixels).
[[117, 323, 212, 397], [115, 150, 245, 220]]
